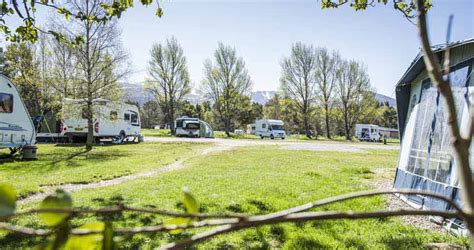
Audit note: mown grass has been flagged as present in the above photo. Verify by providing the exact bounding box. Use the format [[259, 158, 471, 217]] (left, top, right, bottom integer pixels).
[[2, 146, 466, 248], [0, 142, 209, 198]]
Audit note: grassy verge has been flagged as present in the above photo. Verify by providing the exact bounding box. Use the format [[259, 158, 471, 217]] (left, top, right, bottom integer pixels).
[[0, 142, 209, 198], [3, 146, 465, 248]]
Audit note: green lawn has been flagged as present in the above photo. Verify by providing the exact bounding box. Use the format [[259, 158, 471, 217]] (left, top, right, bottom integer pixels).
[[2, 146, 466, 248], [0, 142, 209, 198]]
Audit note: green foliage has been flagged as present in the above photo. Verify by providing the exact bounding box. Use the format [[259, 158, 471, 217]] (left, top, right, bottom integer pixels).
[[320, 0, 432, 18], [0, 184, 16, 217], [0, 0, 163, 44], [39, 190, 72, 227]]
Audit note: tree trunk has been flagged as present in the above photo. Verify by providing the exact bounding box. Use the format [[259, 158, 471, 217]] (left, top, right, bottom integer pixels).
[[343, 111, 350, 140], [325, 103, 331, 139], [86, 101, 93, 151]]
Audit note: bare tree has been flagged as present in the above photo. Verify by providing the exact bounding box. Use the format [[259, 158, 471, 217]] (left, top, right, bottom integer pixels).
[[335, 60, 373, 140], [58, 0, 129, 150], [280, 42, 318, 138], [146, 37, 191, 133], [200, 43, 252, 136], [315, 48, 340, 139]]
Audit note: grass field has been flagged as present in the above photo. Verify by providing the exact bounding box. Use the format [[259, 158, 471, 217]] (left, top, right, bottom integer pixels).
[[1, 144, 465, 248], [0, 142, 209, 198]]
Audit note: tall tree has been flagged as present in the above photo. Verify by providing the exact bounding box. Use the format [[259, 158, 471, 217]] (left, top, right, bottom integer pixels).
[[201, 43, 253, 136], [280, 42, 318, 138], [146, 37, 191, 133], [59, 0, 129, 150], [315, 48, 340, 139], [336, 60, 373, 140]]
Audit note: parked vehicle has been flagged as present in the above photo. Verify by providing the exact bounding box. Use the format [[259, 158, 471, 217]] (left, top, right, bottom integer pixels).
[[0, 75, 36, 153], [355, 124, 381, 142], [246, 123, 256, 135], [175, 117, 200, 137], [255, 119, 286, 139], [174, 116, 214, 138], [61, 99, 143, 143]]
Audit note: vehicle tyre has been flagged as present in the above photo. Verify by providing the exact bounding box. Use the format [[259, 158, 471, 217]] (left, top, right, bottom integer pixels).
[[118, 131, 126, 144], [260, 136, 264, 139], [270, 134, 274, 140], [282, 137, 285, 140]]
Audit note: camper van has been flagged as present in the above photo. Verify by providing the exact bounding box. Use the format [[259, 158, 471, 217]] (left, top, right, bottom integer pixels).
[[0, 75, 36, 151], [255, 119, 286, 139], [175, 117, 200, 137], [61, 99, 142, 143], [174, 117, 214, 138], [355, 124, 381, 142]]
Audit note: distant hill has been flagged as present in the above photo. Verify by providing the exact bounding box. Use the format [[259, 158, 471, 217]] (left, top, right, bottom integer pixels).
[[121, 83, 395, 108], [251, 91, 279, 105], [374, 93, 396, 107]]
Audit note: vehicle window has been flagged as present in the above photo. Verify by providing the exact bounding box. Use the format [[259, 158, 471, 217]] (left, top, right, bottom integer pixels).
[[131, 113, 138, 124], [176, 120, 183, 128], [271, 125, 283, 130], [262, 124, 266, 129], [371, 129, 375, 133], [124, 113, 130, 121], [110, 111, 118, 120], [0, 93, 13, 113], [185, 122, 200, 129]]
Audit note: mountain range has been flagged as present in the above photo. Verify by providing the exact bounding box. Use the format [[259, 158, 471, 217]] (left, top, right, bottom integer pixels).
[[121, 83, 396, 108]]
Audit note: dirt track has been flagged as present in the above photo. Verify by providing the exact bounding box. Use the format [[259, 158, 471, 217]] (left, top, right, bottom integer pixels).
[[146, 136, 399, 153]]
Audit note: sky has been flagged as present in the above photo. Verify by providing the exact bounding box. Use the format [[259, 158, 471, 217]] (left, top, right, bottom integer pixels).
[[3, 0, 474, 97], [116, 0, 473, 97]]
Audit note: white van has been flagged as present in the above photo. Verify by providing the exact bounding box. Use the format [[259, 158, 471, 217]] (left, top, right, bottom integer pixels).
[[355, 124, 381, 142], [61, 99, 142, 143], [255, 119, 286, 139], [0, 75, 36, 152], [175, 117, 200, 137]]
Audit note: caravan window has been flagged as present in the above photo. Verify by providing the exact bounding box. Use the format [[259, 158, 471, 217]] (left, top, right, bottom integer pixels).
[[262, 124, 266, 129], [110, 111, 118, 121], [131, 112, 139, 125], [124, 113, 130, 121], [0, 93, 13, 113]]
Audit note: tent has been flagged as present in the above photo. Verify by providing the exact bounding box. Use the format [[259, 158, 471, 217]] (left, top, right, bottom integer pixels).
[[393, 38, 474, 234]]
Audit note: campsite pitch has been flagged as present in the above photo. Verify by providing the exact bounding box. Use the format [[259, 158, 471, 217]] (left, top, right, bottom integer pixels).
[[0, 140, 466, 248]]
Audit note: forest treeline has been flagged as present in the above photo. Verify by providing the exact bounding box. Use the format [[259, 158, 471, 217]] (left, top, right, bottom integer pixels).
[[0, 29, 396, 140]]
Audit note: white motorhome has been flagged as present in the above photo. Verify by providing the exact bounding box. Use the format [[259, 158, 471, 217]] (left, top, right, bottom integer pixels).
[[61, 99, 142, 143], [255, 119, 286, 139], [175, 117, 200, 137], [0, 75, 36, 152], [355, 124, 381, 142]]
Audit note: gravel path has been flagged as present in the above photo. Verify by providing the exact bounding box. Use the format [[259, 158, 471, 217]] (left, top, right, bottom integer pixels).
[[146, 137, 399, 152]]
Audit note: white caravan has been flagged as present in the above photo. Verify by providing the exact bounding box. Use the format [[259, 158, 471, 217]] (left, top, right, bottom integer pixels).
[[255, 119, 286, 139], [355, 124, 381, 142], [61, 99, 142, 143], [0, 75, 36, 151], [175, 117, 200, 137]]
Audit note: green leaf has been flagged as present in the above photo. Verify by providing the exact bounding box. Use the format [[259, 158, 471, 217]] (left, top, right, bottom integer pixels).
[[182, 187, 198, 214], [0, 184, 16, 218], [164, 217, 191, 235], [65, 222, 105, 249], [39, 189, 72, 227]]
